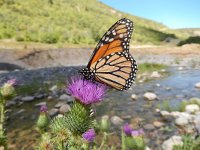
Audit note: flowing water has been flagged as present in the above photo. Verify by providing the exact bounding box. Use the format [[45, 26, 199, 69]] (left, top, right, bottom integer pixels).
[[97, 68, 200, 120], [7, 67, 200, 149]]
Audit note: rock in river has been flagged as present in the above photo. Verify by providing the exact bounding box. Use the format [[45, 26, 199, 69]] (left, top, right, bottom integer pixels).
[[111, 116, 124, 126], [150, 71, 161, 78], [175, 115, 189, 126], [144, 92, 157, 101], [35, 102, 47, 107], [54, 101, 67, 108], [59, 94, 71, 101], [153, 121, 165, 128], [143, 124, 155, 130], [162, 135, 183, 150], [185, 104, 200, 114], [21, 96, 35, 102], [195, 82, 200, 88], [131, 94, 137, 100], [177, 67, 183, 71], [48, 108, 59, 117], [59, 104, 71, 114], [194, 114, 200, 133], [49, 85, 58, 95]]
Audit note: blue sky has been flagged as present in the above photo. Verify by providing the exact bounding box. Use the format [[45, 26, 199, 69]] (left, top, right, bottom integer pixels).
[[100, 0, 200, 29]]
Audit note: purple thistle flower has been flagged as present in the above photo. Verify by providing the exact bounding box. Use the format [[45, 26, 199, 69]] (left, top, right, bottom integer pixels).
[[131, 128, 144, 137], [6, 79, 17, 86], [123, 123, 133, 136], [82, 129, 96, 142], [131, 130, 139, 136], [40, 105, 48, 113], [138, 129, 144, 135], [67, 76, 107, 105]]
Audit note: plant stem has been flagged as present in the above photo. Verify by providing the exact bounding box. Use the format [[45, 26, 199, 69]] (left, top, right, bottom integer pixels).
[[0, 97, 8, 149], [121, 128, 125, 150], [98, 132, 107, 150]]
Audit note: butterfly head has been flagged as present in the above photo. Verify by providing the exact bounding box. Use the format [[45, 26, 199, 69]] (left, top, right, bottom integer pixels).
[[80, 68, 95, 80]]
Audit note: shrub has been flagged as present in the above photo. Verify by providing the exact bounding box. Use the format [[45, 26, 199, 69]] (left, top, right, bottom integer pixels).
[[177, 36, 200, 46], [40, 32, 59, 44]]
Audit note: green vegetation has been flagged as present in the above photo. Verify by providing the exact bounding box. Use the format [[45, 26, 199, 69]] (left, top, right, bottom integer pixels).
[[15, 81, 51, 95], [157, 100, 183, 112], [178, 98, 200, 112], [138, 62, 167, 73], [178, 36, 200, 46], [173, 135, 200, 150], [157, 98, 200, 112], [15, 81, 65, 96], [157, 101, 174, 112], [0, 0, 179, 46]]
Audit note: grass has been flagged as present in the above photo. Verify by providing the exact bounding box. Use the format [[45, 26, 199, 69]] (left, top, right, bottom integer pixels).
[[0, 0, 183, 46], [15, 80, 65, 96], [178, 98, 200, 112], [138, 62, 168, 73], [157, 101, 174, 112], [157, 98, 200, 112], [15, 82, 49, 95], [173, 135, 200, 150], [157, 100, 183, 112]]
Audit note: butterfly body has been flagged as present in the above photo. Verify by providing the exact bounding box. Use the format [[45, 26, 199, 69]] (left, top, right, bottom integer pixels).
[[80, 18, 137, 91], [80, 68, 95, 80]]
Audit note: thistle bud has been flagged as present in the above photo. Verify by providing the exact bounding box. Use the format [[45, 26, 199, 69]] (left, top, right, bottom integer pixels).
[[100, 115, 110, 132], [37, 105, 49, 131], [125, 135, 145, 150], [132, 136, 145, 150], [0, 79, 16, 98]]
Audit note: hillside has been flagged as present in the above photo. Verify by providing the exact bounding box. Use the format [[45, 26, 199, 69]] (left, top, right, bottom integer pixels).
[[176, 28, 200, 36], [0, 0, 187, 46]]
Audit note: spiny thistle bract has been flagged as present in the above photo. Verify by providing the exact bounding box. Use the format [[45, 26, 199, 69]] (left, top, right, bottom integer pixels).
[[51, 100, 94, 135]]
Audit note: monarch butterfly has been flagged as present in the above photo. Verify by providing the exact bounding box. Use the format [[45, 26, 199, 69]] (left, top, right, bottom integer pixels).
[[80, 18, 137, 90]]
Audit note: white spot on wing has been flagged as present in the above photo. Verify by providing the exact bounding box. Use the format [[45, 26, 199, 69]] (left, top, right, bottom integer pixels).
[[119, 34, 123, 38]]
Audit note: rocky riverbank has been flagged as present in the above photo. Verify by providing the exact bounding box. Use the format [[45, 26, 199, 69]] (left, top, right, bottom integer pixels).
[[1, 66, 199, 149], [1, 45, 200, 149]]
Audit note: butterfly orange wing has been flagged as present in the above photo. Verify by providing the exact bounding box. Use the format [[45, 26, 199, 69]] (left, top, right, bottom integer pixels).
[[88, 18, 137, 90], [87, 18, 133, 67]]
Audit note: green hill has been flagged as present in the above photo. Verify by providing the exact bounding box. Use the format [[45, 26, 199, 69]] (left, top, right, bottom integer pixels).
[[0, 0, 182, 46]]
